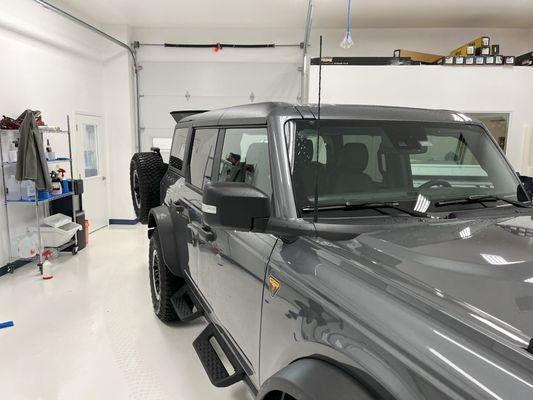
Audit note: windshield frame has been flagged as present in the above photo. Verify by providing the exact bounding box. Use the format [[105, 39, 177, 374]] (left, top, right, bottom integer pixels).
[[285, 118, 525, 218]]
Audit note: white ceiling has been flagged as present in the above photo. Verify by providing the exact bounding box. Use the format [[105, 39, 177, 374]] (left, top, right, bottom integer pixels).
[[57, 0, 533, 29]]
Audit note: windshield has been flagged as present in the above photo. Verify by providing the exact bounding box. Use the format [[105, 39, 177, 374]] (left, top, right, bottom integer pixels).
[[290, 119, 523, 216]]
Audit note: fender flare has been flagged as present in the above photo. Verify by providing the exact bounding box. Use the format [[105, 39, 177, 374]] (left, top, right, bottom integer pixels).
[[257, 358, 375, 400], [148, 205, 188, 278]]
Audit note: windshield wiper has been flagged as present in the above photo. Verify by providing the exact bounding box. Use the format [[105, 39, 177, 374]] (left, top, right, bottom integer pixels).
[[302, 201, 429, 218], [435, 194, 531, 208]]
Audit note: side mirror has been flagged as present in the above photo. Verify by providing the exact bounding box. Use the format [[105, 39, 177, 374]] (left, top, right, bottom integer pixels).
[[518, 174, 533, 201], [202, 182, 270, 231]]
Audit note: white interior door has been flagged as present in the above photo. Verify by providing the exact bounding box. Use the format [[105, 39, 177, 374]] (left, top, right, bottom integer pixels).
[[76, 114, 108, 233]]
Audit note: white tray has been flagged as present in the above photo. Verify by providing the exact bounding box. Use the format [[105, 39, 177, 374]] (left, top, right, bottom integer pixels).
[[43, 213, 72, 228]]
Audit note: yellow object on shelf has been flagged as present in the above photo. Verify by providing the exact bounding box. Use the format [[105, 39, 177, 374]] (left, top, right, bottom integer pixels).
[[450, 37, 490, 57], [393, 49, 443, 64]]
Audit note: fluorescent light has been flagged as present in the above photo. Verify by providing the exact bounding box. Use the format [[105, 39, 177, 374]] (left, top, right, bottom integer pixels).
[[480, 254, 524, 265]]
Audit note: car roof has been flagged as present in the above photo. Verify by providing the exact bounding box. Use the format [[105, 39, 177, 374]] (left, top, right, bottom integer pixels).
[[177, 102, 481, 127]]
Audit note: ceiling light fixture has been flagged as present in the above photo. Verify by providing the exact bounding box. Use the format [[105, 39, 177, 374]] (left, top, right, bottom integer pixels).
[[340, 0, 354, 49]]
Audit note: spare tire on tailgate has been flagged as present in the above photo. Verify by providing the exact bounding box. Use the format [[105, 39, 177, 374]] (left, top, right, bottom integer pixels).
[[130, 151, 167, 224]]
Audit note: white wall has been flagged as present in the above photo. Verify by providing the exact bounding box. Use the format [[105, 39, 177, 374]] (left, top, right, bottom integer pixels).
[[101, 25, 138, 221], [134, 26, 533, 170], [0, 0, 106, 266], [134, 27, 533, 63], [313, 28, 532, 58], [309, 65, 533, 171]]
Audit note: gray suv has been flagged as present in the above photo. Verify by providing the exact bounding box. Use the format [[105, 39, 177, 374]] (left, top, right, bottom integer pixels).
[[130, 102, 533, 400]]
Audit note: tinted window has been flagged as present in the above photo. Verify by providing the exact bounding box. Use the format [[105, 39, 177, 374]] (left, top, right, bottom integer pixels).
[[409, 130, 488, 188], [170, 128, 188, 170], [189, 129, 218, 189], [218, 127, 271, 196], [292, 120, 520, 214]]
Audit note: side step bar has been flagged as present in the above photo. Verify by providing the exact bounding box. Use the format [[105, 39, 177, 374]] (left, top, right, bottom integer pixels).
[[193, 324, 245, 387], [171, 285, 204, 322]]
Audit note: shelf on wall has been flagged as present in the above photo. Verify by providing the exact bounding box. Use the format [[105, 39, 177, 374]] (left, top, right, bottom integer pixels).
[[6, 191, 74, 205], [2, 159, 71, 167], [0, 127, 69, 134]]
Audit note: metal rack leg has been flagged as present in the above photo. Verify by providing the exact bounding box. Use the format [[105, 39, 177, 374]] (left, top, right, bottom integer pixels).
[[0, 133, 14, 270], [35, 182, 44, 273]]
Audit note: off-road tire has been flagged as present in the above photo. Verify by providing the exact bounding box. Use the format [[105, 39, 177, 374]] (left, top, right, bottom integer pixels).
[[149, 230, 182, 321], [130, 152, 166, 224]]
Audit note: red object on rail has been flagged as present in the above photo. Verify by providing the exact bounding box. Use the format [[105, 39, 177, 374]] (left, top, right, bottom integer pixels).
[[84, 219, 89, 246]]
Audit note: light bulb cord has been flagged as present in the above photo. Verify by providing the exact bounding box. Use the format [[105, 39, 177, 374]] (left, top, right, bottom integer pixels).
[[345, 0, 351, 35]]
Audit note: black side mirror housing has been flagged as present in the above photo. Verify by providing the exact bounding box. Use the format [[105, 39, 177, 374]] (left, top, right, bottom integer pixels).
[[202, 182, 270, 231]]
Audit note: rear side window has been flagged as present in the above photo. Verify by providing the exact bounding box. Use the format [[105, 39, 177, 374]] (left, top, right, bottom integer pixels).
[[170, 128, 188, 171], [189, 128, 218, 189]]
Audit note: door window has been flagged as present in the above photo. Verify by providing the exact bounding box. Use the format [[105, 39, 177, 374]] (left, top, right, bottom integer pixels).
[[170, 128, 189, 171], [82, 123, 99, 178], [217, 127, 271, 196], [189, 129, 218, 189]]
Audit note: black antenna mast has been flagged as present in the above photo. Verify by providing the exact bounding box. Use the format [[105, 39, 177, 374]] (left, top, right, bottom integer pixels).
[[313, 35, 323, 223]]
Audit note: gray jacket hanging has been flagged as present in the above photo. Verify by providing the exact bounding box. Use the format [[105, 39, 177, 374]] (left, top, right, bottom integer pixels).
[[15, 110, 52, 191]]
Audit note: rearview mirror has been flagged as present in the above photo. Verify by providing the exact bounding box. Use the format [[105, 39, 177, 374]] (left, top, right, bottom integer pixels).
[[202, 182, 270, 231]]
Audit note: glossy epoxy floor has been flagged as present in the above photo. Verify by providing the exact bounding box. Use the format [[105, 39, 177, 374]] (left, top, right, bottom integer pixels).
[[0, 225, 254, 400]]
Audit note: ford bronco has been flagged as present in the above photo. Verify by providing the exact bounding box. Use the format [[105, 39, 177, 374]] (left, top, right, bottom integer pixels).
[[130, 102, 533, 400]]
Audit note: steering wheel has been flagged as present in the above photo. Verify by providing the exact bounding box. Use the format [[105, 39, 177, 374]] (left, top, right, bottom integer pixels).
[[419, 179, 452, 189]]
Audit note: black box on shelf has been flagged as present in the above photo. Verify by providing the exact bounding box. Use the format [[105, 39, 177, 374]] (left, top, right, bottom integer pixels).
[[72, 179, 84, 195], [495, 55, 504, 65], [515, 51, 533, 66], [491, 44, 500, 55], [505, 56, 515, 65], [477, 46, 490, 56], [475, 56, 485, 65], [485, 55, 495, 65]]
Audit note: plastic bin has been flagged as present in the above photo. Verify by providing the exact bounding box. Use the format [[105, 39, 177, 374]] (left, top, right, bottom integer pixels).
[[29, 221, 82, 248]]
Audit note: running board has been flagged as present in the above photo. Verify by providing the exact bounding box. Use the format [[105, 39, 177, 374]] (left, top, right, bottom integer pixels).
[[171, 285, 204, 322], [193, 324, 245, 387]]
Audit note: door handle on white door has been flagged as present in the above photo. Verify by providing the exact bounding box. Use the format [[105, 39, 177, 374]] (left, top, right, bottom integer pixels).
[[102, 176, 107, 181]]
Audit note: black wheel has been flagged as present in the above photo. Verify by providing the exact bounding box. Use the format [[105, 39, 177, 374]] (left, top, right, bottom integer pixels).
[[130, 151, 167, 224], [263, 392, 296, 400], [149, 230, 182, 322], [71, 246, 79, 255]]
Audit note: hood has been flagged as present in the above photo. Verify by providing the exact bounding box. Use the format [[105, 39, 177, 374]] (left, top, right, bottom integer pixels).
[[340, 214, 533, 343]]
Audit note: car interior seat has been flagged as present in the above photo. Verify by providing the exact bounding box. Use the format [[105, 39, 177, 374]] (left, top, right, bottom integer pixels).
[[245, 142, 271, 195], [335, 143, 375, 193]]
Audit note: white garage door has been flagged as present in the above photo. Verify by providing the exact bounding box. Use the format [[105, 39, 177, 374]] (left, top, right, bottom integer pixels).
[[138, 61, 300, 157]]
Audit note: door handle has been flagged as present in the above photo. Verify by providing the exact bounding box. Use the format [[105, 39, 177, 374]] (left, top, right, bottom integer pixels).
[[191, 221, 216, 243]]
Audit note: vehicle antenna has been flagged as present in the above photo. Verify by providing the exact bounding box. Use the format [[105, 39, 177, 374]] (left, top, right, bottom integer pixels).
[[313, 35, 323, 224]]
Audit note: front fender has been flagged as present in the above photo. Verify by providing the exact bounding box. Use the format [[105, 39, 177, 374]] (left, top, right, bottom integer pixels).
[[257, 358, 374, 400], [148, 205, 188, 277]]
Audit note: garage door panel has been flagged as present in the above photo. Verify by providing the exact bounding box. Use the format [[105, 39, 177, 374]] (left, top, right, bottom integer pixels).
[[139, 62, 299, 98], [140, 95, 254, 129], [139, 61, 300, 151]]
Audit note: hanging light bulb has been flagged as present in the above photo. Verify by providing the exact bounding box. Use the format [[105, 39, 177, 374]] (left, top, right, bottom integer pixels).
[[340, 0, 354, 49]]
